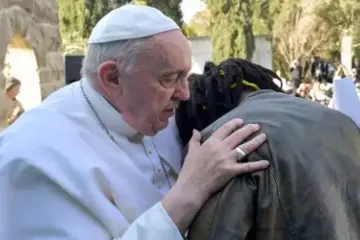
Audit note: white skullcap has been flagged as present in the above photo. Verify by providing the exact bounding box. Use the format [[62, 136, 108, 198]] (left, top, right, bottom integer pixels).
[[88, 4, 180, 44]]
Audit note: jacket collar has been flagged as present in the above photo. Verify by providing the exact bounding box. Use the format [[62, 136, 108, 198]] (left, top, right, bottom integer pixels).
[[242, 90, 276, 103]]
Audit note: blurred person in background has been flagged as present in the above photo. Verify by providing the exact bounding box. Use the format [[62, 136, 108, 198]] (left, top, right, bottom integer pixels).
[[325, 60, 336, 83], [5, 77, 24, 125], [311, 56, 327, 82], [296, 81, 312, 100], [289, 59, 303, 93]]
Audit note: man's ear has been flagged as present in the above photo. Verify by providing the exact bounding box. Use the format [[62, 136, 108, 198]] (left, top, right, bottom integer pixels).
[[98, 60, 120, 90]]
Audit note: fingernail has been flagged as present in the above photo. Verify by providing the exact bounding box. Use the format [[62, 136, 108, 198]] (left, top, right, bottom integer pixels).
[[236, 119, 244, 125], [252, 124, 260, 130], [261, 160, 270, 167], [258, 133, 267, 140]]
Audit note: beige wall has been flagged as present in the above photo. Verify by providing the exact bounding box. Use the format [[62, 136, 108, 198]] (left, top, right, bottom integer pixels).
[[251, 35, 273, 70], [189, 37, 212, 74]]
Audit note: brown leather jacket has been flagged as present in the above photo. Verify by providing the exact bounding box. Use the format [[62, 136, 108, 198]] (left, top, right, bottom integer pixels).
[[188, 90, 360, 240]]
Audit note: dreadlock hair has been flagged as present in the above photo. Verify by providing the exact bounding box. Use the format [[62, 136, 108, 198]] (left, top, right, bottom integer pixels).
[[175, 58, 284, 146]]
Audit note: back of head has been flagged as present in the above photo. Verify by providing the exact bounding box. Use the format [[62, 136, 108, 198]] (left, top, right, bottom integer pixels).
[[5, 77, 22, 99], [187, 79, 360, 240], [176, 58, 283, 146], [5, 77, 21, 92]]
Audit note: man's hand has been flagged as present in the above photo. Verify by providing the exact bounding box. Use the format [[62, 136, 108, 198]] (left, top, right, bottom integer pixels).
[[179, 118, 268, 201], [162, 119, 269, 234]]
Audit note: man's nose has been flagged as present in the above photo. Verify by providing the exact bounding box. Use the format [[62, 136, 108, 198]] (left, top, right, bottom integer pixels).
[[174, 81, 190, 101]]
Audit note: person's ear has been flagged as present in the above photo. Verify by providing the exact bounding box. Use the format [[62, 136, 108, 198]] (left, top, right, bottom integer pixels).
[[98, 60, 121, 93]]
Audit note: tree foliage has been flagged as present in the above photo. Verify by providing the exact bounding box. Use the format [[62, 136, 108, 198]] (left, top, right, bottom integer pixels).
[[183, 8, 211, 37], [316, 0, 360, 33], [59, 0, 183, 54], [146, 0, 183, 27], [193, 0, 360, 75], [315, 0, 360, 62], [59, 0, 360, 74], [205, 0, 255, 63], [271, 1, 336, 74], [58, 0, 86, 54]]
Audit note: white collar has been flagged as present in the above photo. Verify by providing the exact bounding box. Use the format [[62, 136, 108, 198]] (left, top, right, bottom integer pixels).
[[81, 78, 138, 138]]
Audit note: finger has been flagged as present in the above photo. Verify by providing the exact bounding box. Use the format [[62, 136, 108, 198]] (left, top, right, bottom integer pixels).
[[224, 124, 261, 149], [235, 133, 267, 157], [188, 129, 201, 150], [232, 160, 270, 175], [229, 133, 266, 162], [210, 119, 244, 140]]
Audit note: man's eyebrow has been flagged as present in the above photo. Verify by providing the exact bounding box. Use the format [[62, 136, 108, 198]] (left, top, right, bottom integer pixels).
[[161, 69, 183, 76]]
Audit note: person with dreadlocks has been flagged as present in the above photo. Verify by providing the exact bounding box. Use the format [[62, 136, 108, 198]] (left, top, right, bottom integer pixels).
[[176, 58, 360, 240]]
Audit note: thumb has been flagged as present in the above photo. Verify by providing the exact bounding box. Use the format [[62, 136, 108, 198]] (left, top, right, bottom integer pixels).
[[188, 129, 201, 150]]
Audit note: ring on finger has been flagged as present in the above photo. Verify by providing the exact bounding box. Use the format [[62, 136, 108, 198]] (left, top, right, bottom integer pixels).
[[236, 147, 246, 160]]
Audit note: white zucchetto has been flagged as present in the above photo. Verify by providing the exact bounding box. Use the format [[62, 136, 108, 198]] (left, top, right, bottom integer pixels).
[[88, 4, 180, 44]]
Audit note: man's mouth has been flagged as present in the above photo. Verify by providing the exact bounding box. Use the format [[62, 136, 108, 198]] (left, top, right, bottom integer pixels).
[[163, 102, 179, 114], [165, 104, 178, 112]]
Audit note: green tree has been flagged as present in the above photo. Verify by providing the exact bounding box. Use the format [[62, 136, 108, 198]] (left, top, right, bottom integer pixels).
[[84, 0, 129, 39], [252, 0, 269, 36], [315, 0, 360, 61], [184, 8, 211, 37], [58, 0, 86, 54], [206, 0, 255, 62], [59, 0, 129, 54], [266, 0, 339, 77], [146, 0, 183, 27], [316, 0, 360, 34], [59, 0, 184, 54], [354, 25, 360, 58]]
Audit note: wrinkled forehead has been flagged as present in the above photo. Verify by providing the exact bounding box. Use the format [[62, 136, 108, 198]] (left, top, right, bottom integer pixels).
[[139, 30, 192, 76]]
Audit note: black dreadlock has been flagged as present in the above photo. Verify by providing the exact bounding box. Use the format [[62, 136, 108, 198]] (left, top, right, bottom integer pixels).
[[175, 58, 284, 146]]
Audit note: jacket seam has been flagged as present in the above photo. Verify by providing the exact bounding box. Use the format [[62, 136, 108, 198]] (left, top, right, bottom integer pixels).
[[209, 190, 225, 240], [206, 113, 232, 239], [268, 143, 296, 239]]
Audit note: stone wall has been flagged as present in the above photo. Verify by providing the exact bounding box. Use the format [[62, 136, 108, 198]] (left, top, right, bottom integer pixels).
[[0, 0, 64, 130]]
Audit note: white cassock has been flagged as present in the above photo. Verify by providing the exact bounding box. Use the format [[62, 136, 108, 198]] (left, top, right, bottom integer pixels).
[[332, 77, 360, 128], [0, 78, 184, 239]]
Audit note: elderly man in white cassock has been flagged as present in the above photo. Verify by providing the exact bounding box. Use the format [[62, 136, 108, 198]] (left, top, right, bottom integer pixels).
[[0, 4, 270, 240]]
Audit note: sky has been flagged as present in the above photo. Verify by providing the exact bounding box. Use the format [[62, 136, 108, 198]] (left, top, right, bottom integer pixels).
[[180, 0, 206, 24]]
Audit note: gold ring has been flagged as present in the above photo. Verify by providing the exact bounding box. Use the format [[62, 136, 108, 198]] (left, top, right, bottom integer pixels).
[[236, 147, 246, 160]]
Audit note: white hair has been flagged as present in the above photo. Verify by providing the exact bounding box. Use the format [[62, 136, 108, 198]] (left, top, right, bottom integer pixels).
[[81, 38, 151, 84]]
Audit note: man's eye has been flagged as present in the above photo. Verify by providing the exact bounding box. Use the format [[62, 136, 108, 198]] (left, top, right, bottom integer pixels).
[[161, 78, 177, 87]]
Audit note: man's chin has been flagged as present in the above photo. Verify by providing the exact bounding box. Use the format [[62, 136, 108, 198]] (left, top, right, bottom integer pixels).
[[155, 119, 170, 132], [162, 108, 176, 118]]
